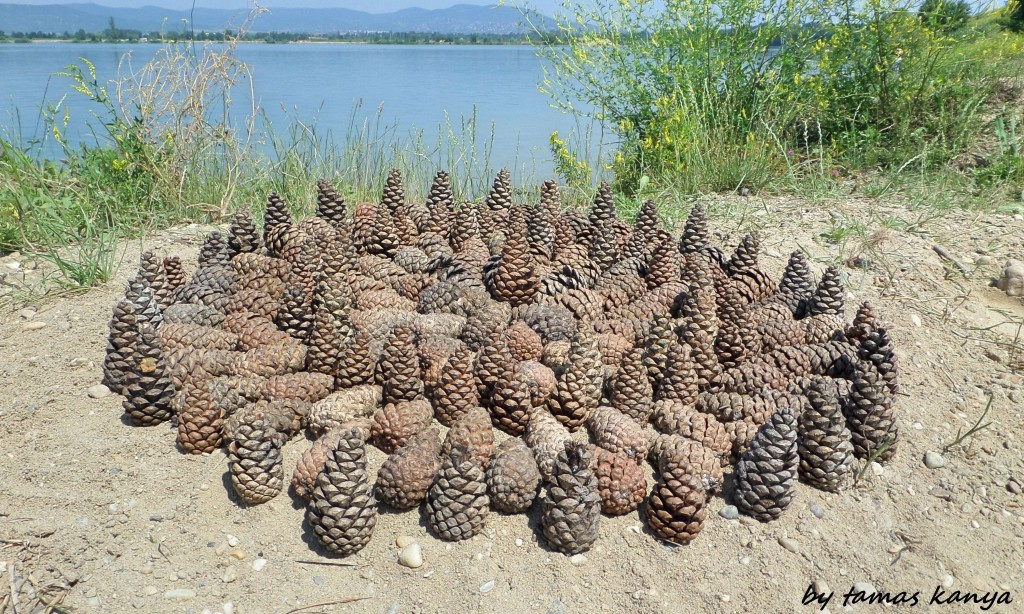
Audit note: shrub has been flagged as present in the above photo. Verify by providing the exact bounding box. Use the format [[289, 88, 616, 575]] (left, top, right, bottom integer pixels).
[[919, 0, 971, 33], [517, 0, 1003, 193]]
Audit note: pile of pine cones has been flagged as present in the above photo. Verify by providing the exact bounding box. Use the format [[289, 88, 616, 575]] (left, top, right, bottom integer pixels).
[[102, 169, 899, 555]]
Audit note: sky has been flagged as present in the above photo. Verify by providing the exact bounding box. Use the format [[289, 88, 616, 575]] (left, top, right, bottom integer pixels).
[[6, 0, 565, 14]]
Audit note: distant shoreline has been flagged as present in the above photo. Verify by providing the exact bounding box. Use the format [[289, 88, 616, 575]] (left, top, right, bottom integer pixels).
[[0, 38, 534, 46]]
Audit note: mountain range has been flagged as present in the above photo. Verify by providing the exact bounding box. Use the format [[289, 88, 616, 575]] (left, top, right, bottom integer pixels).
[[0, 2, 550, 35]]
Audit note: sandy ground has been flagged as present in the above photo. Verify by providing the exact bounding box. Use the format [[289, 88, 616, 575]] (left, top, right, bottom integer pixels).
[[1, 194, 1023, 614]]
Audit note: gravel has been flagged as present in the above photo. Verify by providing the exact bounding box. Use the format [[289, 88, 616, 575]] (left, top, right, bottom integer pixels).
[[719, 505, 740, 520], [924, 451, 946, 469]]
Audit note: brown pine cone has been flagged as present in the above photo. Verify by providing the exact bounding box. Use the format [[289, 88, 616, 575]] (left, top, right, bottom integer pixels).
[[505, 320, 544, 361], [646, 458, 707, 544], [425, 444, 490, 541], [306, 428, 377, 555], [517, 360, 557, 408], [647, 432, 724, 493], [225, 399, 309, 442], [486, 438, 541, 514], [377, 324, 424, 404], [586, 406, 649, 460], [608, 347, 654, 423], [525, 406, 572, 480], [266, 372, 334, 404], [228, 418, 285, 506], [376, 427, 442, 509], [121, 324, 176, 427], [292, 429, 346, 501], [589, 445, 647, 516], [547, 328, 604, 431], [441, 406, 495, 467], [307, 386, 382, 437], [799, 378, 855, 492], [734, 407, 799, 522], [651, 400, 731, 457], [540, 442, 601, 555], [176, 380, 225, 454], [371, 399, 434, 453], [430, 345, 479, 426]]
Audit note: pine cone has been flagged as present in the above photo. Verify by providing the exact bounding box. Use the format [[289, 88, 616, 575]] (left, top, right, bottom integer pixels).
[[442, 405, 495, 463], [607, 347, 654, 423], [425, 444, 490, 541], [540, 442, 601, 555], [103, 299, 139, 394], [486, 359, 534, 436], [228, 418, 284, 505], [292, 429, 345, 501], [486, 438, 541, 514], [646, 457, 707, 544], [429, 345, 479, 426], [227, 209, 261, 256], [335, 331, 377, 388], [161, 303, 224, 327], [845, 360, 898, 462], [505, 320, 544, 362], [377, 325, 424, 404], [654, 339, 699, 406], [547, 328, 604, 431], [517, 360, 557, 408], [307, 386, 382, 437], [376, 426, 442, 509], [306, 428, 377, 555], [265, 372, 333, 404], [371, 399, 433, 453], [734, 406, 799, 522], [586, 406, 649, 460], [518, 304, 578, 343], [678, 203, 709, 255], [799, 378, 854, 492], [647, 433, 724, 493], [589, 445, 647, 515], [651, 401, 731, 457], [225, 399, 309, 442], [525, 407, 572, 479], [176, 381, 225, 454], [316, 178, 348, 225], [121, 324, 175, 426]]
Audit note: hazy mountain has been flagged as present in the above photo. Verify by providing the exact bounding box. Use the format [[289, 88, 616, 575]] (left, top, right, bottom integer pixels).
[[0, 2, 551, 34]]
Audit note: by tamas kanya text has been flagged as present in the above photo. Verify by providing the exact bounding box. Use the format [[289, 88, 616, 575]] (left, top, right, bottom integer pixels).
[[802, 584, 1013, 611]]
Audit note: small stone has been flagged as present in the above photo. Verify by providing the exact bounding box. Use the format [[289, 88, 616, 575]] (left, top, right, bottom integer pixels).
[[222, 566, 237, 583], [930, 486, 953, 501], [398, 543, 423, 569], [313, 575, 325, 586], [996, 259, 1024, 297], [515, 538, 524, 547], [229, 550, 245, 560], [719, 505, 740, 520], [810, 503, 825, 519], [480, 580, 495, 594], [386, 605, 399, 614], [140, 565, 154, 575], [396, 535, 415, 548], [143, 586, 158, 596], [975, 255, 994, 266], [739, 557, 751, 565], [870, 462, 884, 477], [778, 536, 800, 554], [720, 595, 730, 603], [909, 314, 922, 327], [148, 514, 162, 522], [971, 520, 981, 529], [18, 309, 35, 320], [924, 452, 946, 469], [22, 321, 46, 331], [942, 574, 955, 589], [164, 588, 196, 601], [814, 579, 830, 595], [984, 348, 1006, 363], [852, 582, 876, 596], [251, 558, 267, 572], [226, 535, 239, 547], [569, 554, 587, 566], [1007, 480, 1022, 495]]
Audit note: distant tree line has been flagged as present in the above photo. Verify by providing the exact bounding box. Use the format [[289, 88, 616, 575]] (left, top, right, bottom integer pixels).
[[0, 20, 535, 44]]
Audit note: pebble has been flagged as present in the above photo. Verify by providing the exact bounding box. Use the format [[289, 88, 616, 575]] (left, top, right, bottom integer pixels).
[[870, 462, 884, 477], [22, 321, 46, 331], [87, 384, 112, 399], [814, 579, 830, 595], [222, 566, 237, 583], [164, 588, 196, 601], [395, 535, 415, 548], [251, 558, 267, 572], [515, 538, 524, 547], [924, 451, 946, 469], [18, 309, 35, 319], [853, 582, 876, 596], [480, 580, 495, 594], [143, 586, 158, 596], [909, 314, 922, 327], [739, 556, 751, 565], [1008, 480, 1022, 495], [942, 574, 955, 588], [313, 575, 324, 586], [810, 503, 825, 519], [229, 550, 245, 560], [778, 536, 800, 554], [719, 505, 739, 520], [398, 543, 423, 569], [386, 605, 399, 614], [976, 255, 995, 266], [569, 554, 587, 566], [720, 594, 731, 603], [226, 535, 239, 547]]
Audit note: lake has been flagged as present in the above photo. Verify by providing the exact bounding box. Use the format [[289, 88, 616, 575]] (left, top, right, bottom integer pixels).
[[0, 42, 603, 182]]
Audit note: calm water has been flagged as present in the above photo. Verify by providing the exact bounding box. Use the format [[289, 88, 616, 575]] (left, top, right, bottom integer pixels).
[[0, 42, 599, 180]]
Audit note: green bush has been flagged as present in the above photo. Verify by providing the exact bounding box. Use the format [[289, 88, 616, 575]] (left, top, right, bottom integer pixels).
[[919, 0, 971, 33], [518, 0, 1004, 193]]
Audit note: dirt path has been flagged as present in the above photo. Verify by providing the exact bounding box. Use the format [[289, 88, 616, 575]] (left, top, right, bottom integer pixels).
[[1, 197, 1022, 614]]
